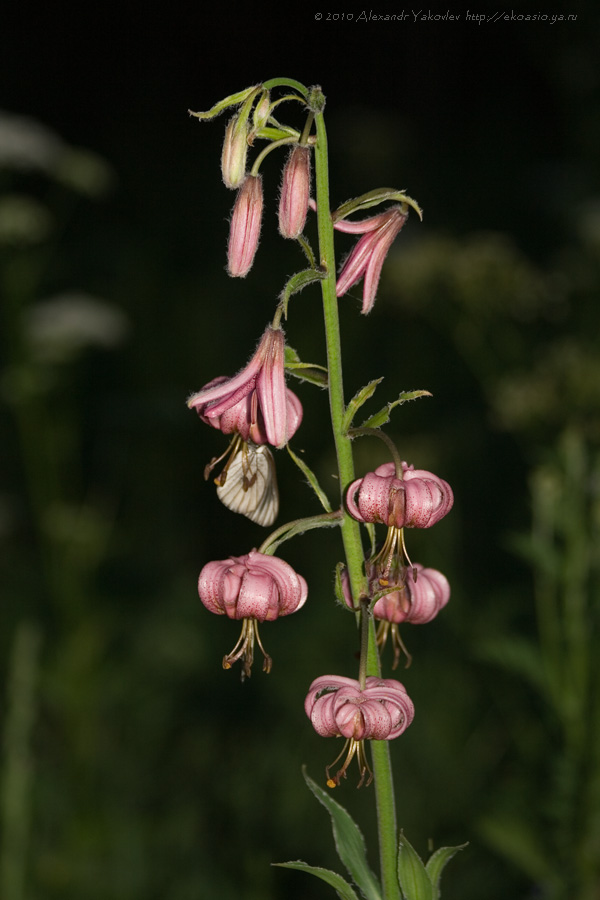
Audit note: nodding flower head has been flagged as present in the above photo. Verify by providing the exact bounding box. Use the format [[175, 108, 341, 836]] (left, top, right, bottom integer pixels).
[[342, 560, 450, 668], [227, 174, 263, 277], [305, 675, 414, 787], [278, 145, 311, 239], [187, 326, 302, 450], [334, 206, 408, 314], [346, 461, 453, 529], [199, 550, 307, 679]]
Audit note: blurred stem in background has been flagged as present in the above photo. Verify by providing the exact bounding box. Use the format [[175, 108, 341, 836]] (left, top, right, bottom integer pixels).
[[0, 622, 40, 900]]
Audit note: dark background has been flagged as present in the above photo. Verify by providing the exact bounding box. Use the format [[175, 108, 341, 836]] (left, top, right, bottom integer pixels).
[[1, 3, 599, 899]]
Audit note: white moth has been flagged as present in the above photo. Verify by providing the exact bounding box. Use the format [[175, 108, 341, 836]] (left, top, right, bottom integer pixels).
[[216, 441, 279, 527]]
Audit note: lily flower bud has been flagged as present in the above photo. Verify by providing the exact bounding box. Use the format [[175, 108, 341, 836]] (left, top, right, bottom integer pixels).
[[221, 114, 248, 189], [278, 145, 311, 239], [227, 174, 263, 278]]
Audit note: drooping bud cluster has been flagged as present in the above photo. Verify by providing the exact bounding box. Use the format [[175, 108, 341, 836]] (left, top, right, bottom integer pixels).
[[199, 549, 307, 677], [305, 675, 415, 786]]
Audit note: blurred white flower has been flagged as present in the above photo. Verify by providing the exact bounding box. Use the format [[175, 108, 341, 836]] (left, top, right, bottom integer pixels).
[[0, 110, 63, 172], [26, 293, 129, 363]]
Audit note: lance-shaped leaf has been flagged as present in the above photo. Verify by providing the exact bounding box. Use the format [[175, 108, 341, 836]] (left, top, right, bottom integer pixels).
[[333, 188, 423, 223], [287, 445, 332, 512], [360, 390, 432, 430], [285, 345, 328, 387], [425, 843, 468, 898], [304, 770, 383, 900], [397, 832, 435, 900], [188, 85, 260, 120], [280, 269, 325, 320], [342, 379, 384, 433], [273, 861, 360, 900]]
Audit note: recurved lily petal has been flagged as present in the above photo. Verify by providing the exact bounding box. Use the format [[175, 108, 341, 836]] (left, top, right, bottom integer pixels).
[[199, 549, 307, 622], [305, 675, 414, 741], [187, 326, 301, 448], [305, 674, 414, 786], [335, 206, 408, 314], [346, 461, 453, 529]]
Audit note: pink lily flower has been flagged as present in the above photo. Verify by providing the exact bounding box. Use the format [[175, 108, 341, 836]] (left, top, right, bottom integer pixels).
[[346, 461, 454, 529], [187, 326, 301, 449], [341, 561, 450, 668], [199, 550, 307, 678], [334, 206, 408, 314], [305, 675, 414, 787]]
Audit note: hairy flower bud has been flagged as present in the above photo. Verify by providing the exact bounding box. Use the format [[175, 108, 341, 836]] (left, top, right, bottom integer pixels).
[[346, 461, 453, 529], [227, 174, 263, 277], [278, 145, 311, 239], [221, 115, 248, 189]]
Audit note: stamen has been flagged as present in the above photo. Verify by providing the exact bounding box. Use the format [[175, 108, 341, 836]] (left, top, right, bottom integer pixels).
[[205, 435, 243, 484], [373, 526, 401, 581], [222, 618, 272, 679], [325, 738, 373, 788], [390, 624, 412, 669]]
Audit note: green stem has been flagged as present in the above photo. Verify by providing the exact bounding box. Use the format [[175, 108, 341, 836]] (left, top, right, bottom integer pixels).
[[312, 92, 366, 609], [312, 89, 401, 900]]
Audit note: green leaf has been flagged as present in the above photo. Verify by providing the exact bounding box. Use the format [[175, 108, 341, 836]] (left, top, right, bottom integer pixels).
[[425, 844, 468, 898], [273, 861, 360, 900], [342, 379, 384, 433], [188, 85, 259, 120], [397, 832, 434, 900], [280, 269, 325, 319], [254, 124, 300, 141], [286, 445, 332, 512], [360, 390, 432, 429], [304, 769, 383, 900], [333, 189, 423, 222], [284, 345, 328, 387]]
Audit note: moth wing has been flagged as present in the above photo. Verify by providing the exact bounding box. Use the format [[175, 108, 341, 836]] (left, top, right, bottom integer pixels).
[[217, 444, 279, 526]]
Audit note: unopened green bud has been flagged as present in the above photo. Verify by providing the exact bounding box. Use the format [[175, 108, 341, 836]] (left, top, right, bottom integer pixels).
[[221, 115, 248, 190]]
